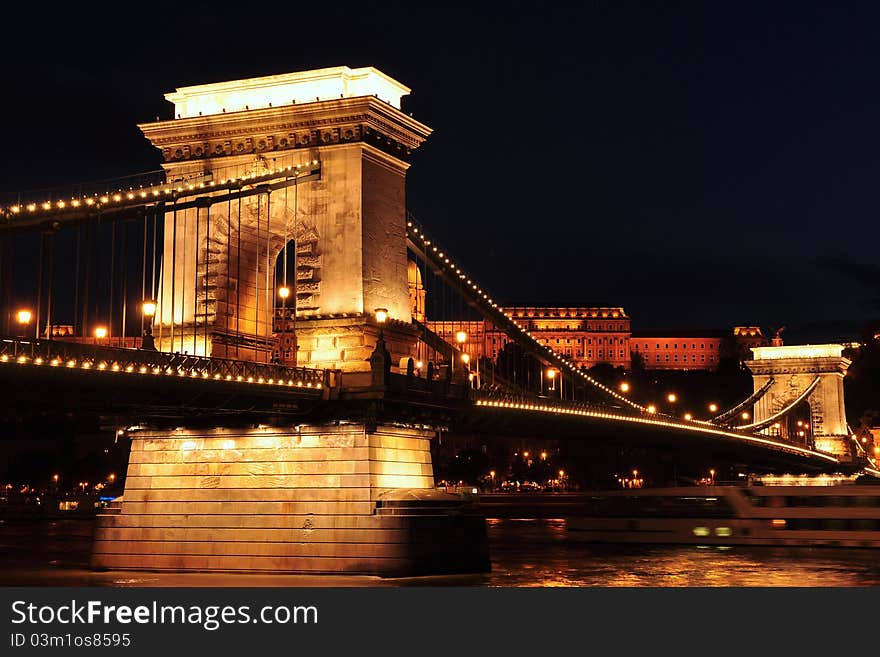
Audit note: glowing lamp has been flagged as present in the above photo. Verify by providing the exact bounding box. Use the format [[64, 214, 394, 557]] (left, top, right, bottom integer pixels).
[[374, 308, 388, 324], [667, 393, 677, 403], [278, 286, 291, 300], [455, 330, 467, 344], [94, 327, 108, 339], [142, 300, 157, 317], [619, 382, 630, 393], [16, 309, 32, 325]]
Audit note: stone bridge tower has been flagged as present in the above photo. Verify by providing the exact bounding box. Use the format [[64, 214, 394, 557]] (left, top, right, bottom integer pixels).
[[140, 66, 431, 373], [745, 344, 852, 459]]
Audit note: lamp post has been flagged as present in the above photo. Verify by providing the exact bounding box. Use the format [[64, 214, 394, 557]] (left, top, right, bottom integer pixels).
[[16, 309, 32, 339], [371, 308, 391, 378], [94, 326, 108, 345], [545, 367, 556, 397], [277, 286, 295, 363], [141, 300, 157, 350]]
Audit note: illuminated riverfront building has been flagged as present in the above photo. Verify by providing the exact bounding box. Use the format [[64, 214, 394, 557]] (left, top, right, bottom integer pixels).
[[428, 306, 630, 369], [629, 330, 725, 370], [428, 306, 768, 372]]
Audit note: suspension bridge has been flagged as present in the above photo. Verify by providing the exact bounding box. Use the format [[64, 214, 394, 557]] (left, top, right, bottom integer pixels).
[[0, 66, 875, 576]]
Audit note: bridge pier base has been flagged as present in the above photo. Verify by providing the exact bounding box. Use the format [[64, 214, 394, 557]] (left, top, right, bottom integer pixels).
[[91, 423, 488, 577]]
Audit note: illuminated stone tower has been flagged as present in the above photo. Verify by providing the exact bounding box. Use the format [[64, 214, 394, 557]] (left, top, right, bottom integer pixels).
[[140, 66, 431, 370], [746, 344, 853, 459]]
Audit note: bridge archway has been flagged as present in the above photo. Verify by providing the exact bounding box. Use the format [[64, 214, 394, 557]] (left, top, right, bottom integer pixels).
[[745, 344, 852, 459]]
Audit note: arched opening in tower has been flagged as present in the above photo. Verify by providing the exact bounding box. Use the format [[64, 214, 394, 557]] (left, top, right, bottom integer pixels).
[[272, 238, 297, 365]]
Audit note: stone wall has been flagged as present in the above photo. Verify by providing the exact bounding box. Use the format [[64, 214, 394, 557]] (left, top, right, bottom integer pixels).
[[92, 423, 487, 575]]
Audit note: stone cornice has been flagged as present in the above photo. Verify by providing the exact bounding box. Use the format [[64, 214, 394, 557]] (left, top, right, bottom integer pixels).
[[139, 96, 431, 164], [745, 356, 851, 376]]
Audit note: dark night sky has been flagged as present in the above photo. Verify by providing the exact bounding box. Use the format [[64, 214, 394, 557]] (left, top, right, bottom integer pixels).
[[1, 1, 879, 342]]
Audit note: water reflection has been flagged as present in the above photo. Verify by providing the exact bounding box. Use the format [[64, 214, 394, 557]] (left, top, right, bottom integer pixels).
[[3, 518, 880, 587]]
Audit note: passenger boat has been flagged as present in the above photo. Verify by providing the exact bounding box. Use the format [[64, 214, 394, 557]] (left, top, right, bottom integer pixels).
[[569, 482, 880, 548]]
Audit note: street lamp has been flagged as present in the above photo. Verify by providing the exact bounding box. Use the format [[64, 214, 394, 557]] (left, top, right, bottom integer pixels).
[[741, 411, 750, 421], [708, 403, 718, 413], [278, 286, 291, 301], [667, 393, 677, 403], [647, 404, 657, 414], [684, 412, 693, 421], [619, 381, 630, 393], [545, 367, 558, 397], [15, 309, 32, 339], [709, 468, 715, 484], [94, 327, 108, 341], [141, 300, 157, 350]]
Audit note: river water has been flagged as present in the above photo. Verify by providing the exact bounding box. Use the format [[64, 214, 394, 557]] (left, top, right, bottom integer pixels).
[[2, 517, 880, 587]]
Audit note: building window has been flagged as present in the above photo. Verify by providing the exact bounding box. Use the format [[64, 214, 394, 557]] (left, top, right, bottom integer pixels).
[[619, 349, 624, 358]]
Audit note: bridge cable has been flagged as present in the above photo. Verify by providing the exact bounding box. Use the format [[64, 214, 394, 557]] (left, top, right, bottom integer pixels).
[[45, 232, 54, 341], [236, 194, 242, 359], [405, 216, 647, 412], [73, 224, 81, 338], [733, 376, 821, 432], [711, 377, 775, 425], [194, 200, 200, 355], [151, 211, 158, 302], [226, 195, 231, 358], [157, 211, 164, 349], [205, 200, 211, 358], [109, 222, 115, 340], [120, 221, 127, 346], [265, 190, 272, 363], [141, 215, 147, 315], [170, 204, 177, 352], [82, 218, 92, 338], [35, 232, 44, 341]]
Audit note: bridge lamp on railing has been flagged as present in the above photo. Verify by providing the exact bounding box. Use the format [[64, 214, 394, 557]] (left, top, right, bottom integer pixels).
[[545, 367, 557, 394], [141, 300, 157, 350], [373, 308, 389, 354], [647, 404, 657, 414], [16, 309, 32, 326], [94, 327, 108, 342], [684, 412, 693, 421]]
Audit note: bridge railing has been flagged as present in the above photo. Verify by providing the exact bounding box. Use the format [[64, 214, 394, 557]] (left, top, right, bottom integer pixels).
[[0, 337, 330, 391]]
